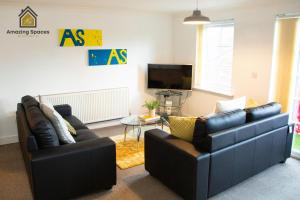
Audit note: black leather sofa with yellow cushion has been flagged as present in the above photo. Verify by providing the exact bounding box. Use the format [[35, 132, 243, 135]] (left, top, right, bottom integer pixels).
[[145, 103, 293, 200]]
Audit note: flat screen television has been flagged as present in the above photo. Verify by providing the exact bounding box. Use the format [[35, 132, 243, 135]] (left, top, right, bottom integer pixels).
[[147, 64, 192, 90]]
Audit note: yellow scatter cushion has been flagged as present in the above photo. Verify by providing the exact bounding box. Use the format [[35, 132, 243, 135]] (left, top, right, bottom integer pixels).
[[246, 98, 259, 108], [64, 119, 76, 136], [168, 116, 197, 142]]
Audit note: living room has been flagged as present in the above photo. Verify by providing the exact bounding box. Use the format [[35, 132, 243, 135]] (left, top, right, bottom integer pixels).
[[1, 0, 300, 199]]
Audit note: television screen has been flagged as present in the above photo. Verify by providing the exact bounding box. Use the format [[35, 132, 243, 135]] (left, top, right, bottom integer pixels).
[[147, 64, 192, 90]]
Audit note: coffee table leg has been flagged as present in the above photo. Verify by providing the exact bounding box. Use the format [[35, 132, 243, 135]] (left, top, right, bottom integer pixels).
[[124, 125, 128, 142], [137, 126, 142, 142]]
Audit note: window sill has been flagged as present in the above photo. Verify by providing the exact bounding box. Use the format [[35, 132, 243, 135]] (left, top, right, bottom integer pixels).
[[192, 86, 234, 98]]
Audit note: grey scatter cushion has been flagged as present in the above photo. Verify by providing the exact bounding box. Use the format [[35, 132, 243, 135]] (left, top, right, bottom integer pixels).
[[40, 103, 76, 144]]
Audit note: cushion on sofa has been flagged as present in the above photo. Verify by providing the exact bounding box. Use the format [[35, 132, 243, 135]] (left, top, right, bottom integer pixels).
[[24, 106, 60, 149], [64, 119, 77, 136], [193, 109, 246, 150], [74, 129, 98, 142], [168, 116, 197, 142], [215, 96, 246, 113], [245, 98, 259, 108], [245, 102, 281, 122], [64, 115, 88, 130], [54, 104, 72, 117], [41, 103, 76, 144], [22, 95, 39, 108], [205, 109, 246, 133]]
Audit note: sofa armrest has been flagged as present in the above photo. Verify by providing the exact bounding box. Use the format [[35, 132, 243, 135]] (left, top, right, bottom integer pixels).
[[54, 104, 72, 117], [30, 137, 116, 200], [145, 129, 210, 200]]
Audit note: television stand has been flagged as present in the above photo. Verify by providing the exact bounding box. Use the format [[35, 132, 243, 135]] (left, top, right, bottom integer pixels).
[[156, 90, 182, 97], [155, 90, 183, 116]]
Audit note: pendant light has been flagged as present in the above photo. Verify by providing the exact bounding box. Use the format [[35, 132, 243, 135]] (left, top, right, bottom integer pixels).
[[183, 0, 210, 25]]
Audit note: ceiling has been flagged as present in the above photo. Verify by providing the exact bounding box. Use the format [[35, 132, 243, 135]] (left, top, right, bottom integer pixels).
[[1, 0, 295, 13]]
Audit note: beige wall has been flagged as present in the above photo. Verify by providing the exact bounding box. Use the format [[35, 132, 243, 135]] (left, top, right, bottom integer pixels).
[[173, 0, 300, 116]]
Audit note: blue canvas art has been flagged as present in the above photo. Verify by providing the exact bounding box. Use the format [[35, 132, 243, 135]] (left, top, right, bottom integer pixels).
[[88, 49, 127, 66]]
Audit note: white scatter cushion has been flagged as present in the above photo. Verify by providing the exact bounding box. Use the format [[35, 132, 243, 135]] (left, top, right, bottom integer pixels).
[[41, 102, 54, 111], [39, 96, 54, 108], [215, 96, 246, 113], [40, 103, 75, 144]]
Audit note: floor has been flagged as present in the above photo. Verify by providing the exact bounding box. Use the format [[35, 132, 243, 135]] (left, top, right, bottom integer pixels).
[[1, 125, 300, 200]]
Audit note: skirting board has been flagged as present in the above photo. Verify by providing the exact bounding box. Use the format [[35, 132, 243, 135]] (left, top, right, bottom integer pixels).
[[87, 119, 122, 130], [0, 119, 122, 146], [0, 135, 18, 145]]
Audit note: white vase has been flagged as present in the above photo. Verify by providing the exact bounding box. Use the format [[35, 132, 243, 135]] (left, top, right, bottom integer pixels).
[[149, 109, 156, 117]]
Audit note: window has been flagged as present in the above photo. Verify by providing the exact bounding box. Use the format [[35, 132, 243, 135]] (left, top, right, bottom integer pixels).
[[197, 21, 234, 95]]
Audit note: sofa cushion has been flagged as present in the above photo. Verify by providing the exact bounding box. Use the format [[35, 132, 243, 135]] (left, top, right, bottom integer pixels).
[[74, 129, 98, 142], [22, 95, 39, 108], [54, 104, 72, 117], [27, 135, 39, 152], [193, 109, 246, 150], [41, 103, 76, 144], [25, 106, 60, 149], [205, 109, 246, 133], [168, 116, 197, 142], [64, 115, 88, 130], [245, 102, 281, 122]]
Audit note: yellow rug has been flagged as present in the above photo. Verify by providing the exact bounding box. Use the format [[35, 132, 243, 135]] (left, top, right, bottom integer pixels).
[[110, 134, 144, 170]]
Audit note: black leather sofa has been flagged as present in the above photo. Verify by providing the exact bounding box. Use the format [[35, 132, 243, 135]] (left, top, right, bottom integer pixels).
[[145, 103, 293, 200], [16, 96, 116, 200]]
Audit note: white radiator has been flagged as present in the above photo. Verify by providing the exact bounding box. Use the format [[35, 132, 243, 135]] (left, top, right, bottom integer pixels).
[[40, 88, 129, 124]]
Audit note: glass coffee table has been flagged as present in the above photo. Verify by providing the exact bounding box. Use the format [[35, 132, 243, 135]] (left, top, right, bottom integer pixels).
[[120, 115, 163, 142]]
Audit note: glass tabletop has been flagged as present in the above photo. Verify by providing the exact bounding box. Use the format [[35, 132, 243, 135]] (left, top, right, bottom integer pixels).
[[120, 115, 162, 126]]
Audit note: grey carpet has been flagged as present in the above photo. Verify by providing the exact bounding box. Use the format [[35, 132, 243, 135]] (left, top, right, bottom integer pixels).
[[0, 125, 300, 200]]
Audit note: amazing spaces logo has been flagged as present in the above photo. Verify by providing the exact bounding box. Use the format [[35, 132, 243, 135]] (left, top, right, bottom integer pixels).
[[19, 6, 37, 28], [6, 6, 50, 37]]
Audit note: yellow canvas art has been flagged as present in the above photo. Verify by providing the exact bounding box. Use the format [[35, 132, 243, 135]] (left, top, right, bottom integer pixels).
[[58, 29, 103, 47]]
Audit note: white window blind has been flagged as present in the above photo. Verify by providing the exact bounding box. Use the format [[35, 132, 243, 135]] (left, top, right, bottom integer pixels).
[[200, 21, 234, 95]]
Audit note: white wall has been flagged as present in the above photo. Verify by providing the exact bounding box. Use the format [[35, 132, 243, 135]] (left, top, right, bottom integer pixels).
[[173, 0, 300, 116], [0, 2, 173, 144], [2, 1, 300, 145]]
